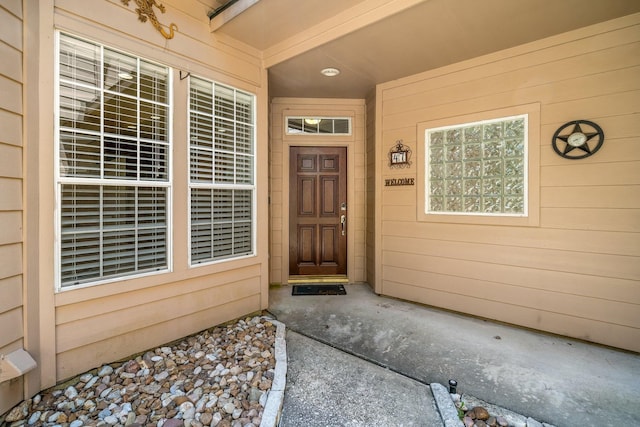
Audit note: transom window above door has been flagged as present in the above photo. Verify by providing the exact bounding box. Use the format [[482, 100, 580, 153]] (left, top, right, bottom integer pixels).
[[286, 117, 351, 135]]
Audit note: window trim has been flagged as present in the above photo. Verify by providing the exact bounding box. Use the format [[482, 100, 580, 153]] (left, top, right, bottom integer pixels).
[[187, 75, 257, 267], [54, 31, 173, 292], [416, 103, 540, 227], [285, 116, 352, 136]]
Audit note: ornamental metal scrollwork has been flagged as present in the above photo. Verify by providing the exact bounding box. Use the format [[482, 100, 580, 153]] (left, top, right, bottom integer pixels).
[[121, 0, 178, 40], [388, 140, 412, 168]]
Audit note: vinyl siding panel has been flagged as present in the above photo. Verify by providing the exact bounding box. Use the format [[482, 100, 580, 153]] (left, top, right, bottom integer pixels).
[[0, 0, 23, 414], [377, 14, 640, 352]]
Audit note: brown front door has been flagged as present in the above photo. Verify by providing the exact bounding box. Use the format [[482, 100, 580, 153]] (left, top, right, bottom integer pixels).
[[289, 146, 347, 276]]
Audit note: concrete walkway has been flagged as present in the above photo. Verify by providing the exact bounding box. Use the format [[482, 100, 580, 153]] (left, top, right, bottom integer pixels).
[[279, 331, 442, 426], [268, 283, 640, 427]]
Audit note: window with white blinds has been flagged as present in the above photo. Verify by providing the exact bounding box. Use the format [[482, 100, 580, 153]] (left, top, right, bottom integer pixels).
[[57, 33, 170, 288], [189, 76, 255, 264]]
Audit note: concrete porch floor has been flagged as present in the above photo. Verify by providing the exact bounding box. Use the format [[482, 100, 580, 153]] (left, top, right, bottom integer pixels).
[[268, 283, 640, 427]]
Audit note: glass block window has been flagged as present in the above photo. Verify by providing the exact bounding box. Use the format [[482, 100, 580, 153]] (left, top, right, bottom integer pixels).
[[286, 117, 351, 135], [425, 115, 527, 216], [189, 76, 256, 264], [56, 33, 171, 288]]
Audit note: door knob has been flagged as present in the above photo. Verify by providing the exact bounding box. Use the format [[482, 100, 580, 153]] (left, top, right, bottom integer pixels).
[[340, 215, 346, 236]]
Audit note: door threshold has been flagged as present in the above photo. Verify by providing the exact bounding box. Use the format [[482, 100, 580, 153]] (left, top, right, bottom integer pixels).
[[288, 275, 349, 284]]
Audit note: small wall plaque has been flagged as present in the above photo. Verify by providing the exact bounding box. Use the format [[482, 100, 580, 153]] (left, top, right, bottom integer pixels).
[[385, 178, 415, 186], [389, 140, 412, 168]]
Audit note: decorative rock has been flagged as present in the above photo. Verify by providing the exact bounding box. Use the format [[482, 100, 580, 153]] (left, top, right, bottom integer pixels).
[[497, 416, 509, 427], [211, 412, 223, 426], [27, 411, 42, 425], [200, 412, 213, 425], [2, 317, 277, 427], [223, 402, 236, 414], [5, 401, 30, 422], [98, 365, 114, 377], [123, 360, 140, 374], [104, 415, 118, 424], [65, 386, 79, 399], [155, 371, 169, 382], [163, 419, 184, 427], [47, 411, 63, 423], [470, 406, 490, 421]]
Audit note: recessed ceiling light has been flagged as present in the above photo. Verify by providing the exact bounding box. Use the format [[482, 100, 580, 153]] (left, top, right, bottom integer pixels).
[[321, 67, 340, 77], [149, 115, 161, 120], [118, 72, 134, 80]]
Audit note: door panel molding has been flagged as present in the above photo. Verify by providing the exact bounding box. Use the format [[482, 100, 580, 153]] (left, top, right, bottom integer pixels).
[[289, 146, 347, 276]]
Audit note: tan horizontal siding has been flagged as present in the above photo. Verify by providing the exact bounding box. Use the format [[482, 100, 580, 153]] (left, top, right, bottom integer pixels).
[[383, 220, 640, 257], [0, 211, 21, 245], [383, 235, 638, 281], [0, 178, 21, 210], [0, 75, 21, 114], [0, 0, 23, 414], [0, 275, 22, 314], [0, 5, 22, 50], [383, 251, 640, 307], [382, 265, 639, 329], [0, 307, 23, 348], [56, 294, 260, 380], [0, 143, 22, 178], [55, 264, 261, 322], [385, 281, 640, 353], [540, 207, 640, 232], [0, 39, 22, 82], [56, 274, 262, 352], [377, 14, 640, 351], [541, 185, 640, 209], [0, 109, 22, 147], [382, 21, 640, 102], [0, 244, 22, 280]]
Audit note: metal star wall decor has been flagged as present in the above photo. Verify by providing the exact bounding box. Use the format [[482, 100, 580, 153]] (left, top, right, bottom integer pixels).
[[121, 0, 178, 40], [551, 120, 604, 160]]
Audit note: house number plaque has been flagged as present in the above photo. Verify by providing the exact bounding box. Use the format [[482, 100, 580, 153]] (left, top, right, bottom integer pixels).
[[388, 140, 412, 168]]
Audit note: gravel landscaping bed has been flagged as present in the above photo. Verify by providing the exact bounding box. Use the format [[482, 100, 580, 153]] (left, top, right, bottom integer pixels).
[[1, 316, 277, 427]]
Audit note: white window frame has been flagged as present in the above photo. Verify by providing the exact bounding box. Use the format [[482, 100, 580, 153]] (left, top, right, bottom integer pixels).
[[416, 103, 541, 227], [424, 114, 529, 217], [188, 75, 257, 266], [285, 116, 352, 135], [54, 32, 172, 291]]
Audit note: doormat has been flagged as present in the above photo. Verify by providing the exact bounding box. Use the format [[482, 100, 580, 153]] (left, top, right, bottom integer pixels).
[[292, 284, 347, 296]]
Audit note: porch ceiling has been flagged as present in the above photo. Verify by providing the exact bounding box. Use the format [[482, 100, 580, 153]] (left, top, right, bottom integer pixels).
[[205, 0, 640, 98]]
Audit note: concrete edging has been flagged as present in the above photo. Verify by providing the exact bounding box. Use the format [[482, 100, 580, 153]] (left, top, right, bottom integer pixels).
[[431, 383, 464, 427], [260, 319, 287, 427]]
